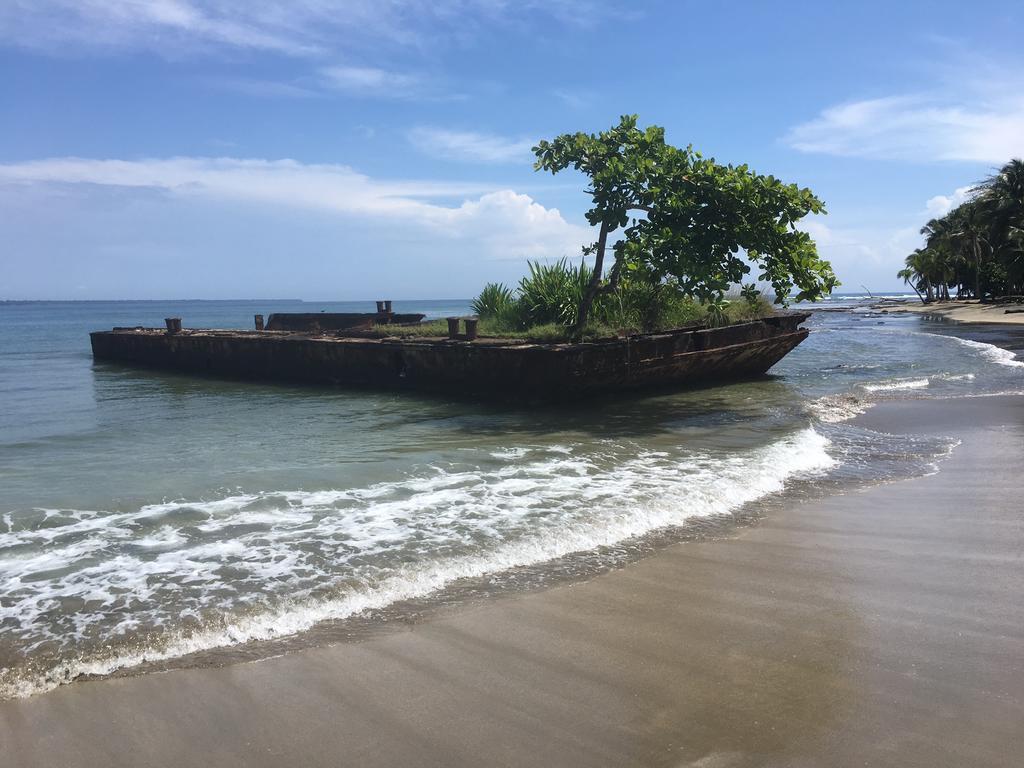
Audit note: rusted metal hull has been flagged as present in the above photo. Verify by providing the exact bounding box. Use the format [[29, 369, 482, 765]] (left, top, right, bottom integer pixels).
[[90, 314, 810, 401]]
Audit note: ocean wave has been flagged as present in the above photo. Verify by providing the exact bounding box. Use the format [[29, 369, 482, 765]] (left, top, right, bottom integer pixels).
[[0, 428, 834, 699], [900, 331, 1024, 368], [945, 336, 1024, 368]]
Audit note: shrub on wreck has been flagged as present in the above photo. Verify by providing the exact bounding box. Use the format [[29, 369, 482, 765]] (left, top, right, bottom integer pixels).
[[471, 261, 776, 336]]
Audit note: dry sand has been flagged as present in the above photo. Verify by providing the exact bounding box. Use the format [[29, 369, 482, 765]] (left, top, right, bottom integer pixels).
[[2, 396, 1023, 768], [880, 299, 1024, 325]]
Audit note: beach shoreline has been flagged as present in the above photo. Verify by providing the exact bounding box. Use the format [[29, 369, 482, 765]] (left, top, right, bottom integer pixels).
[[2, 394, 1023, 768], [874, 298, 1024, 325]]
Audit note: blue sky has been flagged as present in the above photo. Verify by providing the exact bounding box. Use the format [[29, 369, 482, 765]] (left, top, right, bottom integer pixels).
[[1, 1, 1023, 300]]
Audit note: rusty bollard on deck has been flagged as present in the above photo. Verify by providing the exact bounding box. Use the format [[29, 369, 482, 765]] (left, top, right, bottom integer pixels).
[[446, 317, 461, 339], [384, 300, 393, 313], [254, 314, 264, 331], [375, 300, 386, 313], [464, 317, 479, 340], [164, 317, 182, 334]]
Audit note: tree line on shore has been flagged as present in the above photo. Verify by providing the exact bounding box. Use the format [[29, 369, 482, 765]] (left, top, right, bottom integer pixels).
[[899, 159, 1024, 302]]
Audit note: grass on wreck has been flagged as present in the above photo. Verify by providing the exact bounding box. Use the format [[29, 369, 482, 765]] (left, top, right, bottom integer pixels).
[[371, 259, 777, 342]]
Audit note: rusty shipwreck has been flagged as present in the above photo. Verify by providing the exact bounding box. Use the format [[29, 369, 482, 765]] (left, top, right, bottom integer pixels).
[[89, 307, 811, 401]]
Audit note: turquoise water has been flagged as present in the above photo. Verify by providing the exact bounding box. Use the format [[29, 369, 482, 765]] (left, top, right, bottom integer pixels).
[[2, 297, 1023, 697]]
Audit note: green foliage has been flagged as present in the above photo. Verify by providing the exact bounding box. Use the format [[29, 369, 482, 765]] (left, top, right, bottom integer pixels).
[[460, 260, 775, 340], [704, 298, 730, 328], [516, 259, 592, 326], [901, 158, 1024, 299], [592, 275, 667, 331], [532, 115, 838, 310], [470, 282, 514, 319]]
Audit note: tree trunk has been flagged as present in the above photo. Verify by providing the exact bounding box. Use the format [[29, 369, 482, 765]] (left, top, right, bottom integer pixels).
[[973, 236, 982, 301], [573, 221, 609, 340]]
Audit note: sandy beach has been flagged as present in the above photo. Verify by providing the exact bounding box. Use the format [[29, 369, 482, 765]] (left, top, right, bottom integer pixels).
[[878, 299, 1024, 325], [0, 394, 1021, 767]]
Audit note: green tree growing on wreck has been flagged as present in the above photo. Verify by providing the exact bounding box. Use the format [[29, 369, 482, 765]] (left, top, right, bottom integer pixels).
[[533, 115, 838, 338]]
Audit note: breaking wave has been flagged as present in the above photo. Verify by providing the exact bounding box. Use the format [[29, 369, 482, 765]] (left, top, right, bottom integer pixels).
[[0, 428, 834, 699]]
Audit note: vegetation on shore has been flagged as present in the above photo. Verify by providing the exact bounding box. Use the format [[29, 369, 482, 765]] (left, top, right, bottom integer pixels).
[[899, 159, 1024, 302]]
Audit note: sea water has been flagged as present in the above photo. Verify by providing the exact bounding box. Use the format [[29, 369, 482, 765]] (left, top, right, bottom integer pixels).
[[2, 297, 1023, 697]]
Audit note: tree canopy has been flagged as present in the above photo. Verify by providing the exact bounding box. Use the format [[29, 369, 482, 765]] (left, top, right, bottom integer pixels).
[[532, 115, 837, 334], [899, 159, 1024, 302]]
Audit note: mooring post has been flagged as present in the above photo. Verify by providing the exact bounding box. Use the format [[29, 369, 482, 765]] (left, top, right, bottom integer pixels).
[[446, 317, 460, 339], [254, 314, 264, 331], [164, 317, 182, 334], [464, 317, 479, 340], [376, 300, 386, 313], [384, 299, 393, 313]]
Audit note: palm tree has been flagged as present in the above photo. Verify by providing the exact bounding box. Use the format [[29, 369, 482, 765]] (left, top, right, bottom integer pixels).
[[902, 159, 1024, 299], [978, 159, 1024, 295], [899, 248, 944, 303], [951, 202, 988, 300]]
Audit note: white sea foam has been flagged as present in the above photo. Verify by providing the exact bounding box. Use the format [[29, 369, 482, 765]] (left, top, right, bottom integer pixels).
[[807, 393, 873, 423], [860, 377, 930, 393], [0, 428, 834, 699], [946, 336, 1024, 368], [902, 331, 1024, 368]]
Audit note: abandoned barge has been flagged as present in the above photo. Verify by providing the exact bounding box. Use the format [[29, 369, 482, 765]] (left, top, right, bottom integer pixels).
[[89, 308, 811, 401]]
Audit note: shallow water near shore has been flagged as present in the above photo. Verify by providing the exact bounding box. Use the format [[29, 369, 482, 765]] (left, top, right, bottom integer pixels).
[[2, 296, 1024, 698]]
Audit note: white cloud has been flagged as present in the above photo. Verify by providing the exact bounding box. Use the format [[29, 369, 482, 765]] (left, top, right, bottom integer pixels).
[[408, 128, 536, 163], [0, 1, 607, 58], [322, 66, 417, 91], [431, 190, 586, 259], [785, 61, 1024, 164], [0, 156, 588, 261], [924, 185, 975, 217], [0, 0, 321, 56], [318, 66, 458, 100], [797, 217, 925, 291], [795, 185, 986, 290]]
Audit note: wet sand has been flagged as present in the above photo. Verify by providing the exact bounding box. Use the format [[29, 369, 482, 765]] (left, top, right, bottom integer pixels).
[[881, 299, 1024, 325], [2, 395, 1023, 768]]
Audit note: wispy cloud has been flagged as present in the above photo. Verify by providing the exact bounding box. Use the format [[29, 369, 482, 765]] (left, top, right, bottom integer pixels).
[[208, 65, 454, 102], [551, 88, 594, 109], [0, 156, 588, 260], [0, 0, 321, 56], [0, 1, 610, 58], [785, 59, 1024, 164], [319, 66, 459, 101], [206, 76, 320, 99], [408, 128, 536, 163]]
